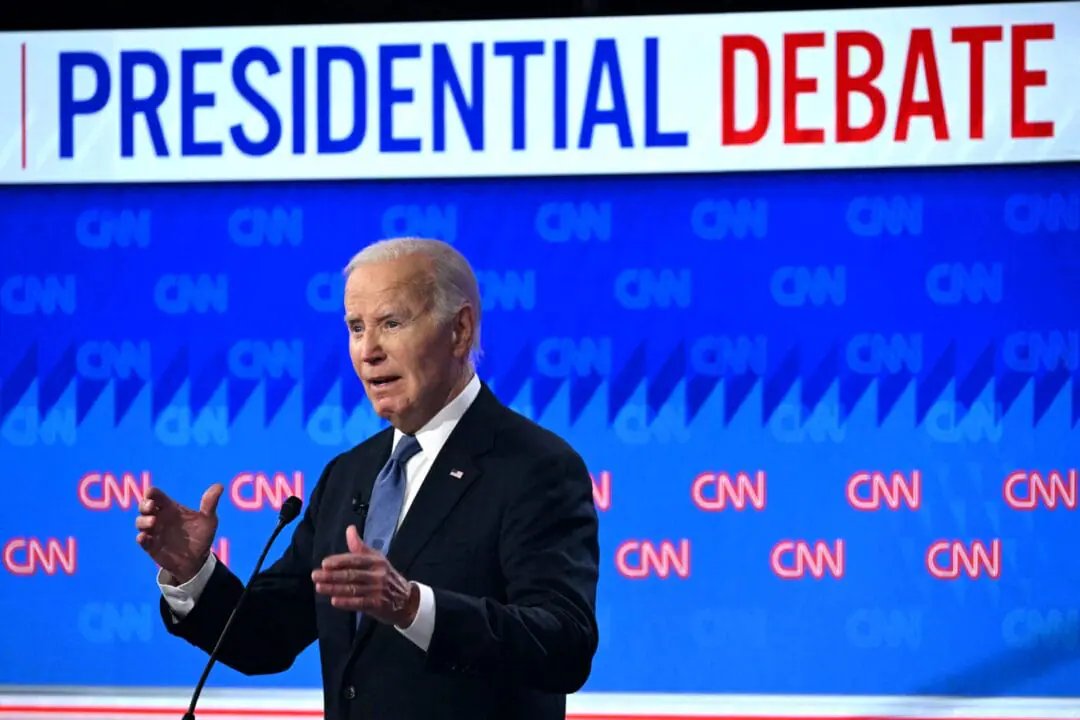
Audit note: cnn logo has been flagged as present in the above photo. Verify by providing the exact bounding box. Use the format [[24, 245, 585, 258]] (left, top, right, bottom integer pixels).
[[615, 540, 690, 579], [4, 537, 77, 575], [1003, 471, 1078, 510], [590, 471, 611, 511], [692, 471, 766, 511], [926, 540, 1001, 579], [230, 472, 303, 511], [846, 470, 921, 510], [770, 540, 845, 579], [211, 538, 231, 567], [78, 471, 150, 510]]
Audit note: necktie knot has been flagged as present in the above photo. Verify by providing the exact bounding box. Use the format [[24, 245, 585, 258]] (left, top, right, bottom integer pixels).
[[392, 434, 421, 466]]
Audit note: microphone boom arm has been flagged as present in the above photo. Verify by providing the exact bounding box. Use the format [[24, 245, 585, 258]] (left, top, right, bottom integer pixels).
[[182, 496, 303, 720]]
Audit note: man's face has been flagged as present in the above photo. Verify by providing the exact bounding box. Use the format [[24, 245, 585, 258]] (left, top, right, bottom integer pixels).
[[344, 254, 469, 433]]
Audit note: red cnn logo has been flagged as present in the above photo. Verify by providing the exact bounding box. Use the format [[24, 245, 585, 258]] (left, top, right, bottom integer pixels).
[[590, 471, 611, 511], [230, 472, 303, 511], [926, 540, 1001, 579], [847, 470, 921, 510], [212, 537, 230, 567], [78, 471, 150, 510], [615, 540, 690, 579], [159, 538, 228, 572], [770, 540, 845, 579], [692, 471, 766, 511], [3, 537, 77, 575], [1003, 471, 1077, 510]]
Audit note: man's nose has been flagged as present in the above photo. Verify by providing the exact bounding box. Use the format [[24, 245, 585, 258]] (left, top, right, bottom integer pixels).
[[359, 331, 384, 362]]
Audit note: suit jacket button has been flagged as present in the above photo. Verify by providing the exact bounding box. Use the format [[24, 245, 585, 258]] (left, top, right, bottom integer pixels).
[[343, 685, 356, 700]]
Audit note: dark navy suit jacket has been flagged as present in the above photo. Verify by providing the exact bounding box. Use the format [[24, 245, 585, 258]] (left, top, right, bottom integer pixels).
[[161, 383, 600, 720]]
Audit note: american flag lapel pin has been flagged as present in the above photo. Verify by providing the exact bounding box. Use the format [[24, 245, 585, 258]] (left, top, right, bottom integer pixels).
[[449, 469, 464, 479]]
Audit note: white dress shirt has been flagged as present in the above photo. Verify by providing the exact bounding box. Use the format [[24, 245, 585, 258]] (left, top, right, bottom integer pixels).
[[157, 372, 483, 653]]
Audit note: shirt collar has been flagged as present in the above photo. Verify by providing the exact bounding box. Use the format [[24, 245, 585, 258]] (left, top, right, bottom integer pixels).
[[392, 373, 481, 459]]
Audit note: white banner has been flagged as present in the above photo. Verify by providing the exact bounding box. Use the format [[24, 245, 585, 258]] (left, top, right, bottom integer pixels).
[[0, 1, 1077, 183]]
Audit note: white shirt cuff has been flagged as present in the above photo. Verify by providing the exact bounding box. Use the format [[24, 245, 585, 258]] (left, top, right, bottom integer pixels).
[[157, 553, 217, 622], [395, 581, 435, 651]]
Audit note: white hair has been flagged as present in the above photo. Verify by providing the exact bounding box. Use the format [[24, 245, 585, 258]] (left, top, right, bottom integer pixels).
[[344, 237, 483, 367]]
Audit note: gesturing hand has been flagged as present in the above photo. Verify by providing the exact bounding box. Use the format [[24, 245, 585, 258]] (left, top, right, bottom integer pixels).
[[312, 525, 419, 628], [135, 484, 223, 585]]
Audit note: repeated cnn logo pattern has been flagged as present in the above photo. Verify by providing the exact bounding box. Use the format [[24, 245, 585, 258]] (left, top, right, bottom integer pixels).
[[1, 165, 1079, 694]]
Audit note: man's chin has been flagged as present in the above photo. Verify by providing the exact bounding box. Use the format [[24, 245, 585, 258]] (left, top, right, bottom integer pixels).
[[371, 400, 405, 424]]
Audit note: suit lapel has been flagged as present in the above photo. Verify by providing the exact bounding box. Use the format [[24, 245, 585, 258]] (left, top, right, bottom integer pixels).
[[385, 438, 482, 573], [348, 384, 499, 655]]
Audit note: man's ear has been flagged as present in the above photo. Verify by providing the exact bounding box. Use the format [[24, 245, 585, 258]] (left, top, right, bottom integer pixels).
[[450, 305, 476, 358]]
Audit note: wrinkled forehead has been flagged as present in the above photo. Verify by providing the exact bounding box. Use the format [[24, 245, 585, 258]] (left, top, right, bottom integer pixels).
[[344, 261, 435, 317]]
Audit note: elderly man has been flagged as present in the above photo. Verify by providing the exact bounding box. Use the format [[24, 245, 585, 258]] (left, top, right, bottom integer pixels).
[[135, 237, 600, 719]]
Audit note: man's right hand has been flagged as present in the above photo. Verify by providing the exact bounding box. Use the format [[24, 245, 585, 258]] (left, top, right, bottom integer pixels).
[[136, 484, 224, 584]]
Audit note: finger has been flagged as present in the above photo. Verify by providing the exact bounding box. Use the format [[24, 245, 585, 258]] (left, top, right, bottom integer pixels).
[[321, 551, 377, 570], [136, 532, 158, 550], [312, 567, 381, 585], [200, 483, 225, 516], [135, 515, 156, 531], [330, 596, 376, 612], [345, 525, 364, 554], [143, 486, 172, 508], [314, 581, 379, 597]]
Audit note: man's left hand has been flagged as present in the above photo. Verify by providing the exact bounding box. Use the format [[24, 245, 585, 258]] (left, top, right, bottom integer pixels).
[[312, 525, 419, 628]]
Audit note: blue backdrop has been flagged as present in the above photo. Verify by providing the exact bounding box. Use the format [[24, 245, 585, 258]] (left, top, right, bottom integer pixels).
[[1, 163, 1079, 696]]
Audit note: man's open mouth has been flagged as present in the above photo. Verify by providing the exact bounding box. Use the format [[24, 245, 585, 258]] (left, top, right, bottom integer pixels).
[[370, 376, 400, 387]]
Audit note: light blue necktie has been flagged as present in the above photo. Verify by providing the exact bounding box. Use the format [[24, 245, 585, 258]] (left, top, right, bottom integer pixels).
[[356, 434, 421, 628]]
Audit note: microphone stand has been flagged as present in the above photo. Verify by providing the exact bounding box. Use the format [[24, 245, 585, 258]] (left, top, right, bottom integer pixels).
[[182, 496, 302, 720]]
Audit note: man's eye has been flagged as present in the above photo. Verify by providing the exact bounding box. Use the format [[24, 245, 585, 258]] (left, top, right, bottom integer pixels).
[[385, 320, 401, 329]]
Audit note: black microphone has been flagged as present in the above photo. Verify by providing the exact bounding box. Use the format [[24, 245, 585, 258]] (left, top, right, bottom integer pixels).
[[351, 494, 368, 522], [182, 495, 303, 720]]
